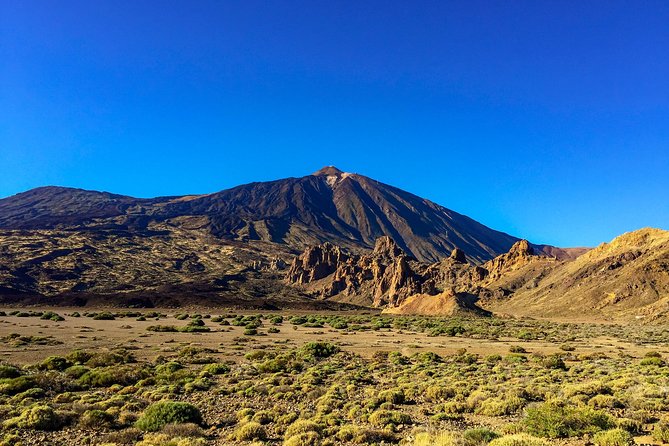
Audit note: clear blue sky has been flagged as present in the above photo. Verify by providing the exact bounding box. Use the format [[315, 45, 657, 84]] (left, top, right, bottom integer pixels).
[[1, 1, 667, 247]]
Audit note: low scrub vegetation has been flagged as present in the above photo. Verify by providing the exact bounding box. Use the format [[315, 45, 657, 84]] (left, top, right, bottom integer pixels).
[[0, 312, 667, 445]]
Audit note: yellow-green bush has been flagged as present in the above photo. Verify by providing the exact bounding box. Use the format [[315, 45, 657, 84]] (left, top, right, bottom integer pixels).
[[488, 434, 549, 446], [3, 405, 62, 430], [234, 422, 267, 441], [592, 428, 634, 446]]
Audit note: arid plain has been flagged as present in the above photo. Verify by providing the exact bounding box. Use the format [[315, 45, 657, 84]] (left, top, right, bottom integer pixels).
[[1, 308, 669, 445]]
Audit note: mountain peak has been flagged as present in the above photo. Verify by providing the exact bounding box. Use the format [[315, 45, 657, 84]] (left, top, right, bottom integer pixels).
[[312, 166, 346, 176]]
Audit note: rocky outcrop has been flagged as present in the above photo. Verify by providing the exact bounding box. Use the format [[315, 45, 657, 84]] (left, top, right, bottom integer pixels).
[[483, 240, 537, 281], [286, 236, 495, 310], [450, 248, 467, 263], [285, 237, 421, 306], [251, 257, 287, 271], [285, 235, 571, 314], [383, 290, 492, 317], [373, 236, 405, 258], [286, 243, 350, 284], [372, 255, 421, 307]]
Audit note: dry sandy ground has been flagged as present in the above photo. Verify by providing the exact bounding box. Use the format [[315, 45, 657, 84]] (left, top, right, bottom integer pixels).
[[2, 308, 669, 445], [1, 307, 668, 366]]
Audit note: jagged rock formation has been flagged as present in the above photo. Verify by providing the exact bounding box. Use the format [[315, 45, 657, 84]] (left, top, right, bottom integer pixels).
[[286, 236, 422, 307], [286, 243, 350, 284], [450, 248, 467, 263], [483, 239, 538, 281], [285, 236, 496, 310], [286, 229, 669, 322]]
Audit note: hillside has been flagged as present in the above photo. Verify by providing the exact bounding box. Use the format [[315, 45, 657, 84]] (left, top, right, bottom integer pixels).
[[0, 167, 533, 263], [487, 228, 669, 321]]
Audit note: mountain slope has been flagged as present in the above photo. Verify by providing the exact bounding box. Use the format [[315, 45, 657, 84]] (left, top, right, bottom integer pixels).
[[158, 166, 522, 262], [487, 228, 669, 321], [0, 167, 528, 263]]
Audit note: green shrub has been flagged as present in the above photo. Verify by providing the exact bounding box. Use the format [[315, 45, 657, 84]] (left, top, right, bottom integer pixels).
[[541, 355, 567, 370], [0, 376, 35, 395], [78, 365, 148, 387], [523, 401, 613, 438], [36, 356, 72, 371], [251, 410, 273, 425], [147, 325, 178, 332], [416, 351, 442, 363], [290, 316, 308, 325], [463, 427, 500, 445], [388, 351, 410, 365], [189, 318, 205, 326], [135, 401, 203, 432], [284, 432, 320, 446], [652, 421, 669, 442], [234, 421, 267, 441], [135, 433, 206, 446], [202, 363, 229, 375], [368, 409, 411, 427], [179, 325, 211, 333], [12, 387, 45, 401], [592, 428, 634, 446], [40, 311, 64, 322], [476, 396, 525, 416], [285, 419, 322, 438], [80, 409, 115, 428], [65, 350, 93, 365], [412, 431, 460, 446], [640, 356, 665, 367], [563, 381, 611, 398], [379, 389, 405, 404], [0, 365, 20, 379], [337, 426, 396, 443], [488, 434, 549, 446], [64, 365, 89, 379], [589, 394, 623, 409], [85, 350, 133, 368], [3, 405, 62, 430], [299, 342, 339, 359], [517, 330, 538, 340], [155, 361, 184, 375]]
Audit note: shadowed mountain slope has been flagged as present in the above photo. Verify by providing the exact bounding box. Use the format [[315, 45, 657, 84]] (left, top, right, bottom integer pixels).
[[0, 167, 536, 263]]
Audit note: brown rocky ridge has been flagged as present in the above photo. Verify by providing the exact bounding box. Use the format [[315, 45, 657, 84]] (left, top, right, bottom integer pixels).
[[286, 228, 669, 321]]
